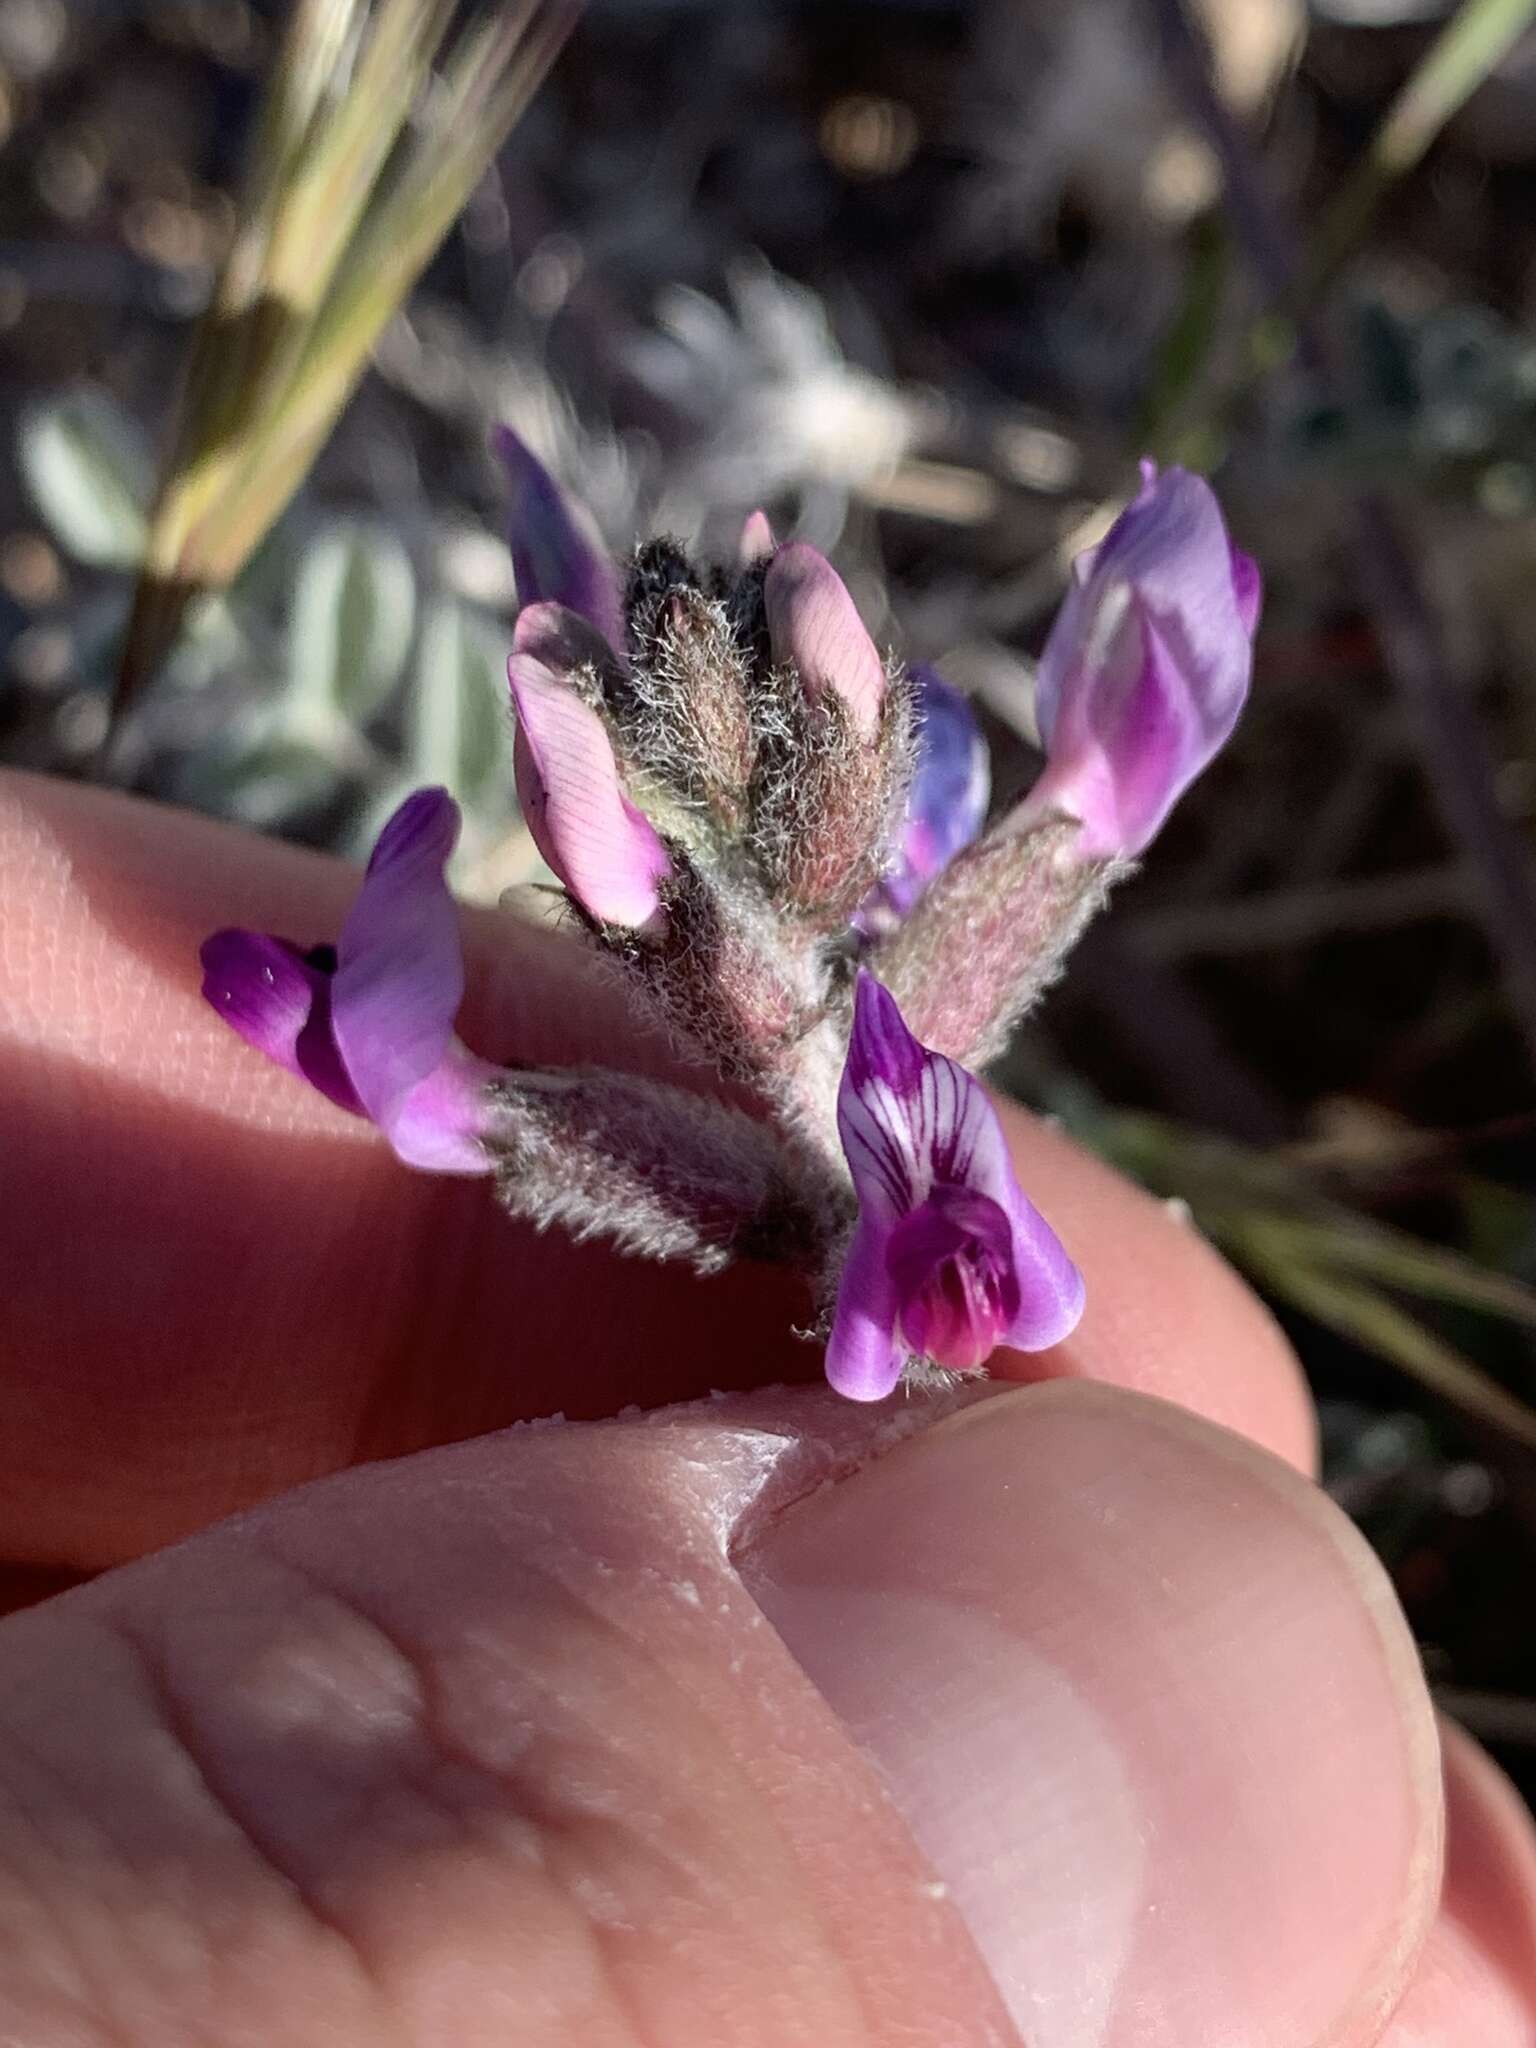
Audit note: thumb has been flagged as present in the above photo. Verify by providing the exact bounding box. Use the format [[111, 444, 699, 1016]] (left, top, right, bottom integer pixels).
[[0, 1382, 1437, 2047]]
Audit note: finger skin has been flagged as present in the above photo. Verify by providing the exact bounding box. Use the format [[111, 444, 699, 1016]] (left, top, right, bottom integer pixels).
[[1377, 1721, 1536, 2045], [0, 769, 1311, 1567], [0, 1383, 1436, 2048]]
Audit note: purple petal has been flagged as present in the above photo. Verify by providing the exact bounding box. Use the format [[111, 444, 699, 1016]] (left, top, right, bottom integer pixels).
[[331, 788, 494, 1174], [201, 796, 493, 1173], [1028, 463, 1255, 858], [855, 666, 989, 935], [834, 973, 1085, 1382], [370, 1042, 498, 1174], [824, 1212, 905, 1401], [838, 973, 995, 1216], [843, 969, 928, 1096], [763, 542, 885, 739], [512, 597, 626, 688], [738, 508, 775, 566], [509, 650, 672, 928], [199, 930, 360, 1113], [1029, 603, 1221, 859], [886, 1185, 1020, 1373], [944, 1102, 1086, 1353], [493, 425, 625, 656]]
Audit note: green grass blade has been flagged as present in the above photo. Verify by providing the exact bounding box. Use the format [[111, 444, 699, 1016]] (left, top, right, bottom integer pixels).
[[1239, 1249, 1536, 1453], [116, 0, 578, 719], [1271, 1217, 1536, 1327], [1308, 0, 1536, 299]]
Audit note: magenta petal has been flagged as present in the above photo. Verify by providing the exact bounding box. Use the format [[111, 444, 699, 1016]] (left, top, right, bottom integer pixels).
[[825, 1212, 905, 1400], [509, 650, 672, 928], [371, 1041, 498, 1174], [200, 930, 361, 1113], [887, 1185, 1020, 1373], [493, 425, 625, 656], [764, 542, 885, 738], [1030, 603, 1220, 859], [331, 788, 492, 1173], [999, 1214, 1086, 1352]]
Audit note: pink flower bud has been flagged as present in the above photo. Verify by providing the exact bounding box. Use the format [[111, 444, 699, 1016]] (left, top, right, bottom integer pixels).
[[738, 508, 776, 565], [508, 648, 672, 929], [1021, 462, 1259, 860], [763, 542, 885, 739]]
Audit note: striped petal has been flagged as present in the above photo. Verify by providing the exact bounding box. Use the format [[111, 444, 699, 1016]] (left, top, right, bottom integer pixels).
[[828, 973, 1083, 1396]]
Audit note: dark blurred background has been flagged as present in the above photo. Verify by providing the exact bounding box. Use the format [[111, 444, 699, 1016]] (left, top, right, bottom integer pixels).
[[2, 0, 1535, 1793]]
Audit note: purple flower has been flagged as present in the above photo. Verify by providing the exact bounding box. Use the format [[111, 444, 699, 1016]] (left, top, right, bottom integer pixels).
[[855, 666, 989, 937], [201, 788, 495, 1173], [826, 973, 1084, 1400], [1022, 461, 1259, 860], [493, 425, 626, 656], [763, 541, 886, 738], [508, 603, 673, 930]]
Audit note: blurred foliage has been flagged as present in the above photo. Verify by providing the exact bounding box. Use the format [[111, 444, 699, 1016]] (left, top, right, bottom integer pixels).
[[1083, 1102, 1536, 1452], [19, 378, 516, 878], [17, 386, 152, 570]]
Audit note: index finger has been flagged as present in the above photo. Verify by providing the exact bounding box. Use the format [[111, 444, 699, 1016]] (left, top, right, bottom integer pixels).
[[0, 769, 1313, 1567]]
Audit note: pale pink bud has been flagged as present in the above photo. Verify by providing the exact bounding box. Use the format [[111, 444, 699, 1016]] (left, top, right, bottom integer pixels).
[[763, 542, 886, 739], [738, 508, 776, 566], [508, 651, 672, 929]]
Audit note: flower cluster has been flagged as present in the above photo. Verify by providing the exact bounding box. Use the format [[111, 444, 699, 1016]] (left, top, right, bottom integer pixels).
[[202, 435, 1258, 1399]]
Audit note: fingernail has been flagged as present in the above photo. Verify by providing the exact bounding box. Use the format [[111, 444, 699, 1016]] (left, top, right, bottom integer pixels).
[[739, 1382, 1440, 2047]]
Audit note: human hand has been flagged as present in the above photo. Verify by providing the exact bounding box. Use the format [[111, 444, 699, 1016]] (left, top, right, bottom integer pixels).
[[0, 767, 1531, 2045]]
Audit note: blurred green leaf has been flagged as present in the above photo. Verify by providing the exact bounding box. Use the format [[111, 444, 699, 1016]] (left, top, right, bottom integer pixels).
[[1239, 1250, 1536, 1457], [1090, 1108, 1536, 1450], [408, 597, 508, 806], [117, 0, 579, 716], [176, 728, 343, 832], [19, 390, 152, 570], [286, 521, 416, 725], [1268, 1217, 1536, 1328], [1139, 212, 1230, 467], [1307, 0, 1536, 301]]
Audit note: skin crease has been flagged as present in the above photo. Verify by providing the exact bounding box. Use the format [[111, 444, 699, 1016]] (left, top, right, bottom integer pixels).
[[0, 765, 1531, 2045]]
